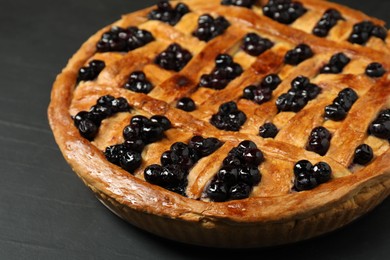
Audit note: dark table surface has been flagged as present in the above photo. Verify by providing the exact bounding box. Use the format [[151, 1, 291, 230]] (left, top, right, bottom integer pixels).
[[1, 0, 389, 259]]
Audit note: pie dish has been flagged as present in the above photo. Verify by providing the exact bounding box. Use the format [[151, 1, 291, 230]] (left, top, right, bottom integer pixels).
[[48, 0, 390, 248]]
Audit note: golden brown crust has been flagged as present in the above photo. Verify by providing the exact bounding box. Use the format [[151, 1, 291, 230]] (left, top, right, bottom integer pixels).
[[48, 0, 390, 247]]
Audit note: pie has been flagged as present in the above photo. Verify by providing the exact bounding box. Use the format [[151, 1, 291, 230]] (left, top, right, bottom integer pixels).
[[48, 0, 390, 248]]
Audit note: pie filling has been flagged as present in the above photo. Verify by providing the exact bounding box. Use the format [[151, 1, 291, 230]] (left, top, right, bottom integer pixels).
[[67, 0, 390, 204]]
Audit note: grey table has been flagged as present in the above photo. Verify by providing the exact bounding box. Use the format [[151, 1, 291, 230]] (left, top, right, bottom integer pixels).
[[1, 0, 389, 259]]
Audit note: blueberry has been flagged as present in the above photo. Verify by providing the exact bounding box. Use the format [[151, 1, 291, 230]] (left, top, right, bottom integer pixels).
[[221, 0, 257, 8], [150, 115, 171, 130], [242, 148, 264, 166], [125, 71, 153, 94], [259, 122, 279, 138], [311, 126, 332, 140], [193, 14, 230, 42], [334, 88, 358, 110], [131, 115, 149, 126], [111, 97, 131, 112], [120, 151, 142, 173], [324, 104, 347, 121], [97, 26, 154, 52], [238, 140, 257, 151], [229, 182, 252, 200], [77, 119, 99, 141], [155, 43, 192, 72], [294, 160, 313, 176], [195, 137, 223, 157], [261, 74, 282, 90], [104, 144, 126, 165], [124, 138, 145, 153], [263, 0, 307, 25], [238, 166, 261, 186], [123, 124, 141, 140], [348, 21, 387, 45], [242, 85, 256, 100], [241, 33, 274, 56], [284, 44, 314, 65], [210, 101, 247, 131], [353, 144, 374, 165], [161, 150, 180, 166], [252, 86, 272, 104], [77, 60, 105, 83], [366, 62, 386, 78], [144, 164, 164, 184], [294, 172, 318, 191], [313, 9, 344, 37], [312, 162, 332, 184], [223, 154, 242, 167], [307, 127, 332, 156], [200, 54, 243, 90], [176, 97, 196, 111], [144, 164, 185, 189], [320, 53, 350, 74], [368, 119, 390, 139], [140, 121, 165, 144], [206, 179, 229, 202], [148, 1, 190, 25], [217, 167, 239, 186]]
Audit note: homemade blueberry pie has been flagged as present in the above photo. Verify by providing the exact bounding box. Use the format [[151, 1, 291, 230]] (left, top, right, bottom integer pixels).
[[48, 0, 390, 248]]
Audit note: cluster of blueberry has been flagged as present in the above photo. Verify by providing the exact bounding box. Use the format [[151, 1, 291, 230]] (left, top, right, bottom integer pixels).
[[73, 95, 131, 141], [348, 21, 387, 45], [242, 74, 282, 105], [306, 126, 332, 156], [263, 0, 307, 25], [96, 26, 154, 53], [155, 43, 193, 72], [293, 160, 332, 191], [241, 33, 274, 57], [199, 54, 243, 90], [124, 71, 153, 94], [320, 52, 350, 74], [284, 44, 314, 65], [368, 109, 390, 140], [312, 9, 344, 37], [324, 88, 358, 121], [365, 62, 386, 78], [105, 115, 171, 174], [144, 136, 223, 195], [353, 144, 374, 166], [205, 140, 263, 202], [221, 0, 257, 8], [259, 122, 279, 138], [148, 0, 190, 26], [276, 76, 321, 112], [210, 101, 247, 131], [77, 60, 105, 83], [192, 14, 231, 42]]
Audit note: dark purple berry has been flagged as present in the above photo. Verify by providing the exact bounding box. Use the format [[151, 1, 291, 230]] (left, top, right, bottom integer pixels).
[[104, 144, 126, 165], [97, 26, 154, 52], [324, 104, 347, 121], [238, 140, 257, 151], [148, 1, 190, 25], [150, 115, 171, 130], [217, 167, 239, 186], [242, 85, 256, 100], [123, 124, 141, 140], [77, 119, 99, 141], [366, 62, 386, 78], [348, 21, 387, 45], [242, 148, 264, 166], [193, 14, 230, 42], [131, 115, 149, 126], [238, 167, 261, 186], [307, 127, 331, 156], [120, 151, 142, 173], [140, 121, 165, 144], [111, 97, 131, 112], [221, 0, 257, 8], [241, 33, 274, 56], [263, 0, 307, 25], [368, 119, 390, 139], [259, 122, 278, 138], [77, 60, 105, 83], [144, 164, 185, 189], [261, 74, 282, 90], [124, 138, 145, 153], [124, 71, 153, 94], [176, 97, 196, 111], [223, 154, 242, 167], [320, 53, 350, 74], [313, 9, 344, 37], [294, 172, 317, 191], [155, 43, 192, 72], [294, 160, 313, 176], [206, 179, 229, 202], [312, 162, 332, 184], [253, 86, 272, 104], [210, 101, 247, 131], [353, 144, 374, 165], [229, 182, 252, 200], [284, 44, 314, 65]]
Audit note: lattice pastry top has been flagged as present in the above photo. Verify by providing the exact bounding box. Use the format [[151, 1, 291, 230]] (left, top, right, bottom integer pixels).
[[48, 0, 390, 248]]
